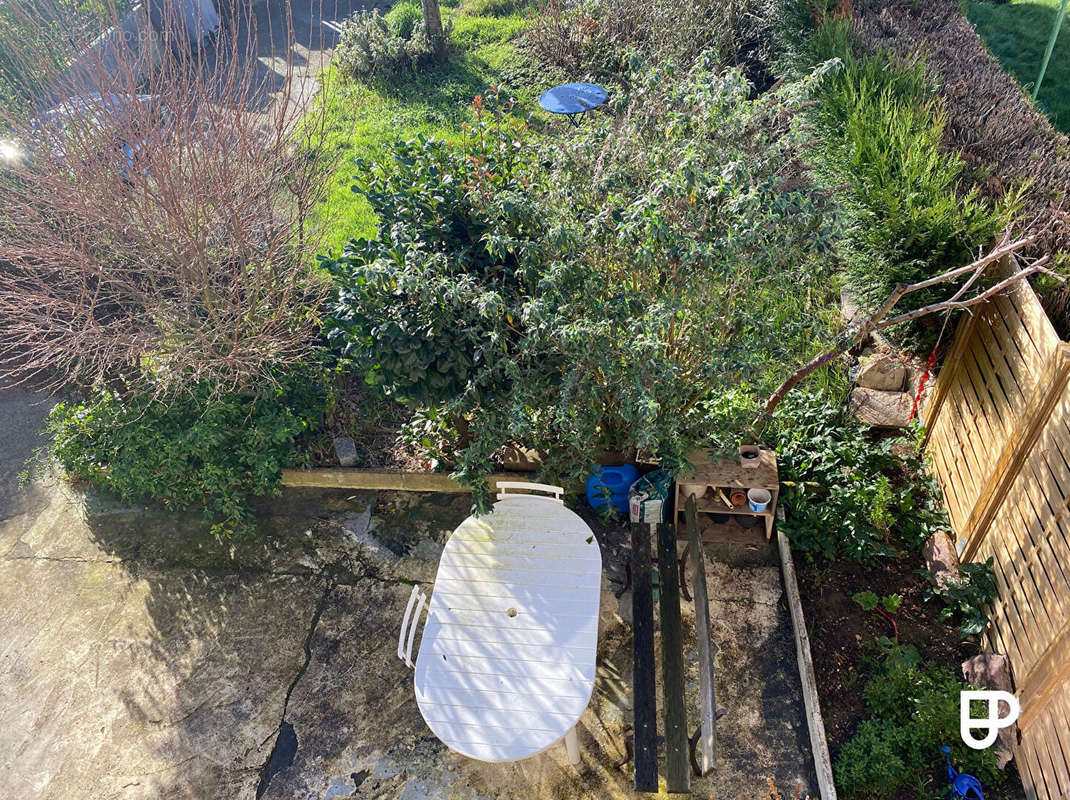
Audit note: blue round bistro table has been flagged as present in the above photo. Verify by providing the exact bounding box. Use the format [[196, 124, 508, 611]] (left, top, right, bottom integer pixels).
[[538, 82, 608, 126]]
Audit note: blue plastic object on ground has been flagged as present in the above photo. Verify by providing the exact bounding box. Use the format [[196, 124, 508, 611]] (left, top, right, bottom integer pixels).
[[942, 746, 985, 800], [538, 82, 608, 125], [586, 464, 638, 513]]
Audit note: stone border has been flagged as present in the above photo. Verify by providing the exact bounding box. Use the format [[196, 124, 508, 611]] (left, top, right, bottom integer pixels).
[[777, 529, 837, 800]]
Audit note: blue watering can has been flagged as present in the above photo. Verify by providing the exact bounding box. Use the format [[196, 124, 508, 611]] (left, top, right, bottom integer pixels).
[[942, 746, 985, 800], [585, 464, 638, 514]]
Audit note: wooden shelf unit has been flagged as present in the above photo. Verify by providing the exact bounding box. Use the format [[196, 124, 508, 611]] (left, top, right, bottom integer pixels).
[[674, 449, 779, 541]]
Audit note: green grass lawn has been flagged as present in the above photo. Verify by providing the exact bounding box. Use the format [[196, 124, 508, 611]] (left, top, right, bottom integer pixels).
[[311, 0, 546, 255], [969, 0, 1070, 132]]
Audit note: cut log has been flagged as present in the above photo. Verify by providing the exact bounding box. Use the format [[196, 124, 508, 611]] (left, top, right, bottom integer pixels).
[[857, 354, 907, 392], [849, 388, 913, 428]]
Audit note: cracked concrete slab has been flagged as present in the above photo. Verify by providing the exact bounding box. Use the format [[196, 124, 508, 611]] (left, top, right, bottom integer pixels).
[[0, 477, 325, 799], [252, 531, 817, 800]]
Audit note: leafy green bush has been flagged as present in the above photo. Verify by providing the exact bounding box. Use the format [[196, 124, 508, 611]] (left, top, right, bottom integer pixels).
[[922, 557, 999, 639], [324, 90, 548, 406], [526, 0, 783, 82], [835, 719, 909, 800], [325, 59, 844, 498], [47, 376, 326, 537], [772, 392, 947, 562], [805, 21, 1019, 336], [334, 9, 448, 80], [835, 646, 1006, 799]]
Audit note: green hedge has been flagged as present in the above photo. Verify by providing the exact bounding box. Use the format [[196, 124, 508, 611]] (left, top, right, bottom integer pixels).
[[805, 19, 1019, 337]]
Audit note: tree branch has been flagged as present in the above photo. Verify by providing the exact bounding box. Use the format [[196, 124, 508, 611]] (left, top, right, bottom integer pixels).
[[758, 236, 1054, 422]]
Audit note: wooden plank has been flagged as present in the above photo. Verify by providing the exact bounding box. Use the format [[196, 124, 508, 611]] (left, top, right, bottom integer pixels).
[[1049, 691, 1070, 783], [777, 530, 837, 800], [991, 291, 1054, 385], [1019, 619, 1070, 730], [960, 339, 1010, 440], [986, 473, 1057, 655], [657, 523, 690, 793], [1012, 450, 1070, 627], [937, 382, 988, 514], [930, 421, 975, 532], [685, 495, 715, 775], [923, 308, 979, 431], [1019, 734, 1049, 800], [1037, 702, 1070, 799], [1033, 711, 1070, 800], [281, 468, 531, 492], [1007, 276, 1061, 356], [681, 448, 778, 487], [630, 523, 658, 793], [976, 316, 1030, 414], [962, 344, 1070, 561], [980, 547, 1032, 669]]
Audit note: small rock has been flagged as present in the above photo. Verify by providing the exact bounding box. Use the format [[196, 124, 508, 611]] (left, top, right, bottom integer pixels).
[[962, 654, 1016, 768], [923, 531, 960, 589], [849, 388, 913, 428], [857, 354, 907, 392], [333, 436, 358, 467]]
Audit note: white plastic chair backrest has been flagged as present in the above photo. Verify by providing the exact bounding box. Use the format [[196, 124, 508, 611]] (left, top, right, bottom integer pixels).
[[397, 584, 427, 669], [495, 480, 565, 504]]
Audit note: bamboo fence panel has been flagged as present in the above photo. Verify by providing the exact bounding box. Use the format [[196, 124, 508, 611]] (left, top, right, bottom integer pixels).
[[924, 271, 1070, 800]]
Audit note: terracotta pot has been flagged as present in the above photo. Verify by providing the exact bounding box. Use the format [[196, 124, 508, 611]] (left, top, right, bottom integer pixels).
[[729, 489, 747, 508]]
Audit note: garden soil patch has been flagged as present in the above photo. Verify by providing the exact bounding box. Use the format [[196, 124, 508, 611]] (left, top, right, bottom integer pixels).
[[796, 552, 964, 745], [796, 550, 1025, 800]]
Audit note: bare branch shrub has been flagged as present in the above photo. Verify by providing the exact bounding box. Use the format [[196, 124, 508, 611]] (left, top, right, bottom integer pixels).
[[0, 0, 334, 398]]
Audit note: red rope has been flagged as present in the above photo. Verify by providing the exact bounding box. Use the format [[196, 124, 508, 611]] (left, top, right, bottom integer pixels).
[[909, 346, 939, 422], [909, 309, 953, 423]]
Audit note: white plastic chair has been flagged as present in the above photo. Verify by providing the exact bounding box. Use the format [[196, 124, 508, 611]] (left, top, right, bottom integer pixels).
[[494, 480, 565, 503]]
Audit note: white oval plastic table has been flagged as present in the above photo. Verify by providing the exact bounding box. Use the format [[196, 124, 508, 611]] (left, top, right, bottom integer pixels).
[[398, 482, 602, 764]]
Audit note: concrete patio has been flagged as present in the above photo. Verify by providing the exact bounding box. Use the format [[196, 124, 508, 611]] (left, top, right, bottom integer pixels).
[[0, 388, 816, 800]]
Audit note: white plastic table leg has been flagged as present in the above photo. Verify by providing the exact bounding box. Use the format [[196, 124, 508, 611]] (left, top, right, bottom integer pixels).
[[565, 726, 580, 765]]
